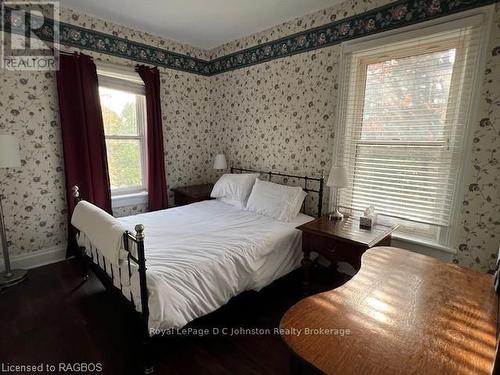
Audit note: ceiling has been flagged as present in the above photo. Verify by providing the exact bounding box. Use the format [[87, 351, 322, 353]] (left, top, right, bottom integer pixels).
[[60, 0, 341, 50]]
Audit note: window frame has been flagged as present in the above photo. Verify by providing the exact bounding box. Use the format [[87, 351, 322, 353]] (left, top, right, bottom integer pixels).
[[332, 8, 493, 252], [102, 93, 148, 196], [97, 65, 149, 205], [350, 42, 461, 238]]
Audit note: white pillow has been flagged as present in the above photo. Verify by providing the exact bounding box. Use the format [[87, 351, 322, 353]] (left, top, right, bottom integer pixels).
[[210, 173, 259, 208], [246, 179, 307, 221]]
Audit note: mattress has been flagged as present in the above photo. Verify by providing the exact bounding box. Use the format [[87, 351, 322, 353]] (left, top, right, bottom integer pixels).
[[81, 200, 313, 330]]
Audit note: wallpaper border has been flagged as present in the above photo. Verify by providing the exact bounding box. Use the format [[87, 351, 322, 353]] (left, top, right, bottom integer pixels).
[[208, 0, 497, 74], [1, 0, 497, 76], [1, 7, 211, 75]]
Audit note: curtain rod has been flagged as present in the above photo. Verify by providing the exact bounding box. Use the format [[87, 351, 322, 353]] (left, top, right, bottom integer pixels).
[[53, 48, 170, 75]]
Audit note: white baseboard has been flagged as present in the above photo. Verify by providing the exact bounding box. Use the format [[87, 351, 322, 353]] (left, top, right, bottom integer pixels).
[[0, 245, 67, 270]]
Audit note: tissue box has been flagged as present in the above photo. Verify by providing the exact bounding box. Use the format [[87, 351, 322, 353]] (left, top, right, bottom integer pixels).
[[360, 214, 376, 229]]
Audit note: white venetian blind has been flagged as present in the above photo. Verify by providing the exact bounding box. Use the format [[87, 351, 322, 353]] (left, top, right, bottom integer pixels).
[[97, 64, 145, 95], [336, 16, 484, 228]]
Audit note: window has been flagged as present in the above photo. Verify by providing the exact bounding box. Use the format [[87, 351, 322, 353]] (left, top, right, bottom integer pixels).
[[97, 67, 147, 200], [335, 14, 487, 247]]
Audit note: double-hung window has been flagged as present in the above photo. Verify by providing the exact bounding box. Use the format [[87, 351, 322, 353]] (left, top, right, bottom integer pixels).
[[335, 13, 488, 248], [97, 67, 148, 207]]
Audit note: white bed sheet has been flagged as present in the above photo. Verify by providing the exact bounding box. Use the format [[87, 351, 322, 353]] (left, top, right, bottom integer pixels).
[[82, 200, 312, 330]]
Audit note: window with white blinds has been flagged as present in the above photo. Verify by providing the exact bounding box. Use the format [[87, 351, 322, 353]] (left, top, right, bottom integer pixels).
[[336, 14, 486, 243]]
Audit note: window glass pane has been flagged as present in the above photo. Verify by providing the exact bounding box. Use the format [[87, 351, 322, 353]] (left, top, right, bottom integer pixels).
[[105, 139, 142, 190], [99, 86, 139, 136], [362, 49, 455, 142]]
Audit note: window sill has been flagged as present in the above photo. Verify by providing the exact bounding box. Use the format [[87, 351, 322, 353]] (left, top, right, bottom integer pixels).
[[391, 232, 457, 255], [112, 191, 148, 209]]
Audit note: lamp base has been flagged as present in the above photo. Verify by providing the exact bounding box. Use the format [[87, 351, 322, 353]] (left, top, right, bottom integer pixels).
[[328, 209, 344, 221], [0, 269, 28, 288]]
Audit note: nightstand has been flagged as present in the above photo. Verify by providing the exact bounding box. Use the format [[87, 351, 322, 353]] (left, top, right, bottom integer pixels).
[[171, 184, 214, 206], [296, 215, 397, 286]]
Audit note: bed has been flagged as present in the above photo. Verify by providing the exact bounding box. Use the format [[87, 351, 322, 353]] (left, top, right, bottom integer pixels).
[[79, 199, 313, 329], [71, 167, 324, 373]]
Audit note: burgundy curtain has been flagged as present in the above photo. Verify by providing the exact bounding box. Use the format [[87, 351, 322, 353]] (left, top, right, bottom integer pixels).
[[56, 53, 112, 256], [136, 65, 168, 211]]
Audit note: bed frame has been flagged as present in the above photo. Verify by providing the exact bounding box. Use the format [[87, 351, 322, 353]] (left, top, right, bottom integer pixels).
[[71, 168, 324, 374]]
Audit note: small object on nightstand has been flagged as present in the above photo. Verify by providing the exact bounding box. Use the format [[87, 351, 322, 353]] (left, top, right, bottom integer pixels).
[[326, 165, 348, 221], [360, 205, 377, 229], [296, 214, 397, 287], [359, 216, 373, 229], [171, 184, 214, 206]]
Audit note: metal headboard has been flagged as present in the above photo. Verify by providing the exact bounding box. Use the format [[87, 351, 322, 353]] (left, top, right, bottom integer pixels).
[[231, 166, 325, 217]]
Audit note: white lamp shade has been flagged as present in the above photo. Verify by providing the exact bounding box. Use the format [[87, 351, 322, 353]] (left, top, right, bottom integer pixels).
[[0, 135, 21, 168], [327, 165, 348, 188], [213, 154, 227, 170]]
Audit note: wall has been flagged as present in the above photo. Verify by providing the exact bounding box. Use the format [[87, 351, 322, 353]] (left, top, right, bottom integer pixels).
[[457, 11, 500, 270], [208, 0, 500, 272], [210, 47, 338, 215], [0, 7, 215, 264]]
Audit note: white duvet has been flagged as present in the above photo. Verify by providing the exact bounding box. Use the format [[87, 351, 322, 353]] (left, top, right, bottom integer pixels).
[[83, 200, 312, 330]]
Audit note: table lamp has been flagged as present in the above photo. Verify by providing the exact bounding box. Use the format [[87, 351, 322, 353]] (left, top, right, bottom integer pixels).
[[213, 153, 227, 171], [0, 135, 27, 288], [326, 165, 348, 220]]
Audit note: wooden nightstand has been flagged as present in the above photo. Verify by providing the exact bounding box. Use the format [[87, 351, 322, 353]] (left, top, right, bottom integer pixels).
[[296, 215, 397, 286], [171, 184, 214, 206]]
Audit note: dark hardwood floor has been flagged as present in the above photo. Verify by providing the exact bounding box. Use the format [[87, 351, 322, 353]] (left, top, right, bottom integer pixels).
[[0, 259, 349, 375]]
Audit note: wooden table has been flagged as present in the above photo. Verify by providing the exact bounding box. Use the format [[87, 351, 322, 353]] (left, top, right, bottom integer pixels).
[[171, 184, 214, 206], [280, 247, 498, 375], [296, 215, 397, 286]]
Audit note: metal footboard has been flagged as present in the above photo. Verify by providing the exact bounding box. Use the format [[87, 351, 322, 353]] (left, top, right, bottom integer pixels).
[[71, 186, 153, 374]]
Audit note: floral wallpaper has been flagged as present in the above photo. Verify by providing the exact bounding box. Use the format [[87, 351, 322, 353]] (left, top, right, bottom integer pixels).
[[0, 0, 498, 273], [210, 47, 339, 217], [112, 204, 147, 218], [455, 9, 500, 271], [0, 70, 67, 254]]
